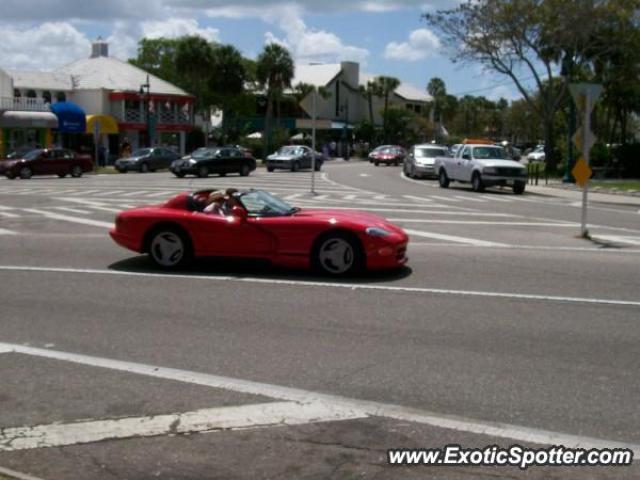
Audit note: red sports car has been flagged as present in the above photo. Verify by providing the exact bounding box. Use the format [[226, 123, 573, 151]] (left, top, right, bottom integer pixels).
[[110, 189, 408, 275]]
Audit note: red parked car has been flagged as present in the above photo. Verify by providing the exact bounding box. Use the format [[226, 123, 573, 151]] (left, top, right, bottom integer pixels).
[[368, 145, 407, 166], [0, 148, 93, 179], [110, 189, 408, 276]]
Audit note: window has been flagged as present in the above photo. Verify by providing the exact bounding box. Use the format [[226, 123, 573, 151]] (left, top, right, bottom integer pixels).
[[14, 89, 21, 98], [42, 91, 52, 104], [56, 91, 66, 102], [26, 90, 37, 98]]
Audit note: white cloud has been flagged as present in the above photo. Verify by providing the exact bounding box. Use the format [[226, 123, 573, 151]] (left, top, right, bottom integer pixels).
[[0, 22, 91, 70], [384, 28, 440, 61], [263, 10, 369, 64]]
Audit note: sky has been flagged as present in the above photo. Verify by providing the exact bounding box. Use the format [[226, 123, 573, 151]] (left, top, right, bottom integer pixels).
[[0, 0, 522, 101]]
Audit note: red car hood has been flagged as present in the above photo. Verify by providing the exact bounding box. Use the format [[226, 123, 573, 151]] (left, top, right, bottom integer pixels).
[[0, 159, 19, 167], [294, 208, 405, 234]]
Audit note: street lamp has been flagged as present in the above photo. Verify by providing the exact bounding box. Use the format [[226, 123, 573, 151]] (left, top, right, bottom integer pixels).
[[139, 75, 152, 148], [339, 101, 350, 160]]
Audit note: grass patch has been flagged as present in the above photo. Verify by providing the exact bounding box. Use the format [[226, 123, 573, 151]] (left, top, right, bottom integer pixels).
[[95, 166, 120, 174], [590, 180, 640, 191]]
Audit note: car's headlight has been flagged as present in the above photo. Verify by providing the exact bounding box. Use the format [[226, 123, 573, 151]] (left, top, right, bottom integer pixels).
[[483, 167, 498, 175], [189, 158, 197, 164], [366, 227, 392, 237]]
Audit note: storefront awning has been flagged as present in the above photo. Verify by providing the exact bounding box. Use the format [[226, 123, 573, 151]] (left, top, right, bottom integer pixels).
[[86, 114, 119, 135], [50, 101, 86, 133], [0, 111, 59, 128]]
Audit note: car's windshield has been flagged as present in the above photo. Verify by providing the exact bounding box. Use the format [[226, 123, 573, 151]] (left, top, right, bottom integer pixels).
[[415, 148, 446, 158], [6, 149, 30, 159], [131, 148, 151, 157], [473, 147, 506, 159], [239, 190, 295, 217], [277, 146, 301, 155], [192, 148, 218, 159], [23, 149, 43, 160]]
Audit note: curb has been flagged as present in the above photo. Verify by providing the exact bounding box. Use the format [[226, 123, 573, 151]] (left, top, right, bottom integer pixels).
[[0, 466, 45, 480]]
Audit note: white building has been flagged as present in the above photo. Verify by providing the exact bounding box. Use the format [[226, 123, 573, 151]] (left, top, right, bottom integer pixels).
[[0, 39, 195, 157]]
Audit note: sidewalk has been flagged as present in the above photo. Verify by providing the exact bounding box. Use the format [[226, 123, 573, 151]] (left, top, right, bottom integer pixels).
[[527, 181, 640, 207]]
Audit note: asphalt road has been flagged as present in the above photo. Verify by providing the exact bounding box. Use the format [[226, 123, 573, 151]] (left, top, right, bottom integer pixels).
[[0, 161, 639, 479]]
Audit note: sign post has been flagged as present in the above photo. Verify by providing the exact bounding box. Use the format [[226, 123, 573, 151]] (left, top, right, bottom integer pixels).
[[311, 90, 317, 195], [569, 83, 602, 238], [92, 119, 101, 171]]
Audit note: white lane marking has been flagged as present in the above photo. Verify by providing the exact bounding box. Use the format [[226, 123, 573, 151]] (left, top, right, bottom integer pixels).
[[0, 211, 19, 218], [393, 219, 578, 227], [0, 466, 45, 480], [359, 173, 370, 177], [122, 190, 149, 196], [320, 171, 376, 193], [403, 195, 433, 203], [0, 401, 364, 451], [0, 205, 16, 210], [453, 195, 487, 203], [343, 194, 357, 200], [95, 190, 126, 195], [295, 205, 484, 214], [53, 206, 91, 215], [427, 195, 461, 202], [479, 195, 512, 203], [405, 228, 508, 247], [86, 205, 123, 213], [593, 235, 640, 246], [21, 210, 113, 229], [2, 265, 638, 307], [399, 171, 438, 187], [1, 342, 637, 455], [145, 191, 175, 197], [409, 242, 640, 253], [373, 195, 388, 200], [0, 228, 17, 235], [283, 193, 303, 200]]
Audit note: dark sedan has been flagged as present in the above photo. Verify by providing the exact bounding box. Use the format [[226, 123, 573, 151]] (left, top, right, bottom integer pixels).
[[0, 148, 93, 179], [170, 146, 256, 178], [266, 145, 323, 172], [115, 147, 180, 173]]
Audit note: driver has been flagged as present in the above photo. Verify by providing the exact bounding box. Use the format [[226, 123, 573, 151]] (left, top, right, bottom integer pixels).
[[223, 188, 240, 214], [203, 190, 225, 215]]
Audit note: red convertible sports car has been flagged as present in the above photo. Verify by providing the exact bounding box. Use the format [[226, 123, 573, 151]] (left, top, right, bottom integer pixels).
[[110, 189, 408, 275]]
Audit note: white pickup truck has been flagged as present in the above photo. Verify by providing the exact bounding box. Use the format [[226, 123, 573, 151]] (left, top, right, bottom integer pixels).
[[434, 144, 528, 194]]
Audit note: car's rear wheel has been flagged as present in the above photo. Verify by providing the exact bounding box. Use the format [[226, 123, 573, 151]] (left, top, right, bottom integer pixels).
[[57, 173, 67, 178], [312, 232, 363, 276], [513, 182, 526, 195], [197, 166, 209, 178], [70, 165, 83, 178], [438, 169, 450, 188], [240, 164, 250, 176], [140, 162, 149, 173], [6, 172, 16, 180], [173, 172, 186, 178], [117, 167, 127, 173], [374, 161, 379, 167], [19, 167, 32, 179], [472, 172, 485, 192], [147, 227, 192, 269]]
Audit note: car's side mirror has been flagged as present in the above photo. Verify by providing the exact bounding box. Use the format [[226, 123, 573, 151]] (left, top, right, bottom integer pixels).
[[462, 154, 471, 160], [231, 206, 247, 221]]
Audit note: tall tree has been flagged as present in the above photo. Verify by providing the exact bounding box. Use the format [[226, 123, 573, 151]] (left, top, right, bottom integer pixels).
[[359, 80, 378, 124], [175, 36, 215, 114], [427, 77, 447, 141], [373, 76, 401, 142], [424, 0, 635, 170], [256, 44, 294, 156], [209, 44, 248, 139], [129, 38, 181, 86]]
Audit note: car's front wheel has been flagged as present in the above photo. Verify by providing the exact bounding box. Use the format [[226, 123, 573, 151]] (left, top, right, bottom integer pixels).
[[438, 169, 450, 188], [312, 232, 363, 276], [197, 166, 209, 178], [472, 172, 485, 192], [140, 162, 149, 173], [57, 173, 67, 178], [19, 167, 32, 179], [147, 227, 192, 269], [6, 172, 16, 180], [240, 164, 250, 176], [513, 182, 526, 195], [70, 165, 83, 178], [173, 172, 186, 178], [291, 161, 300, 172]]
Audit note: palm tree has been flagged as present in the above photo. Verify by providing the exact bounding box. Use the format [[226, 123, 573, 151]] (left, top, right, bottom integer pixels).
[[256, 44, 294, 156], [358, 80, 377, 124], [373, 76, 400, 142]]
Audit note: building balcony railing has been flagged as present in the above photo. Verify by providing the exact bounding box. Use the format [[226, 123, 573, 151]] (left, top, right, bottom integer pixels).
[[116, 109, 192, 125], [0, 97, 50, 112]]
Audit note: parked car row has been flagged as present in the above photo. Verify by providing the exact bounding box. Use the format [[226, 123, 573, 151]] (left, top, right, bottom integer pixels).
[[0, 148, 93, 179]]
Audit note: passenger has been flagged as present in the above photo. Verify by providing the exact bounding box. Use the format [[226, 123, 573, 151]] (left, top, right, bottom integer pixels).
[[203, 190, 225, 215], [223, 188, 240, 213]]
